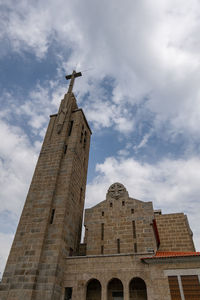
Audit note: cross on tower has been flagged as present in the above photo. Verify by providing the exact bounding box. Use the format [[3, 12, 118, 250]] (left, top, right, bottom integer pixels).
[[57, 70, 82, 134], [65, 70, 82, 94]]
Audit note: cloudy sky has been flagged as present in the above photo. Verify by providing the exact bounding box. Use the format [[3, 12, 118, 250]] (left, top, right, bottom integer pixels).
[[1, 0, 200, 276]]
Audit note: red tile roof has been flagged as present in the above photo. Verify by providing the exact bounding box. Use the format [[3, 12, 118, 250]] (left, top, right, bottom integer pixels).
[[143, 251, 200, 260]]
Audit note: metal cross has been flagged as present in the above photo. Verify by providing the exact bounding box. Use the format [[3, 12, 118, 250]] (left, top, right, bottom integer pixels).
[[65, 70, 82, 94]]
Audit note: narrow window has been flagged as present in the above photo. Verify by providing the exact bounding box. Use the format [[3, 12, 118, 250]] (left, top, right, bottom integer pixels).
[[132, 220, 136, 238], [102, 211, 104, 216], [69, 248, 73, 256], [117, 238, 120, 253], [83, 131, 87, 148], [101, 245, 104, 254], [110, 202, 113, 207], [122, 201, 125, 206], [50, 209, 55, 224], [64, 287, 72, 300], [64, 144, 68, 154], [101, 223, 104, 240], [83, 138, 86, 148], [131, 208, 134, 214], [80, 132, 83, 143], [68, 121, 73, 136], [134, 243, 137, 253], [79, 187, 83, 202]]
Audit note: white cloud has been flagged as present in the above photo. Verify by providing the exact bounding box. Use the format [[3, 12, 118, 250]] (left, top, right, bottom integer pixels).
[[0, 120, 38, 215], [1, 0, 200, 138], [86, 155, 200, 251], [133, 130, 153, 152], [0, 118, 40, 275], [0, 233, 13, 279]]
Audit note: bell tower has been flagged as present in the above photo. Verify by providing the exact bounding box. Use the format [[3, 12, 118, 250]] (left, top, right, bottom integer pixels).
[[0, 71, 92, 300]]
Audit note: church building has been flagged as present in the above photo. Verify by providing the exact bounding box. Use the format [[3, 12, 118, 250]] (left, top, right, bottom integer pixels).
[[0, 71, 200, 300]]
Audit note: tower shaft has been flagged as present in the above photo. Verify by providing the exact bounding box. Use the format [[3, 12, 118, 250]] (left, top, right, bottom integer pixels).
[[0, 86, 91, 300]]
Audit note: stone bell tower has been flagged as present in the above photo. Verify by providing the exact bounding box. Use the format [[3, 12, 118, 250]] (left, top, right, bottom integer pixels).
[[0, 71, 92, 300]]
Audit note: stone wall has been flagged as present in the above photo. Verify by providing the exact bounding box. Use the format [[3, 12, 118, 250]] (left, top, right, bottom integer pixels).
[[0, 92, 91, 300], [155, 213, 195, 251], [84, 184, 157, 256], [63, 254, 200, 300]]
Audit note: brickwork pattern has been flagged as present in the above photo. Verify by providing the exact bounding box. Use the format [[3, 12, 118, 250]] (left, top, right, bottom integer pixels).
[[0, 92, 91, 300], [84, 184, 157, 256], [155, 213, 195, 252]]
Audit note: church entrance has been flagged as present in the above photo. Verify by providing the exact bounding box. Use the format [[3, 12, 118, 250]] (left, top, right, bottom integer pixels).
[[86, 279, 101, 300], [107, 278, 124, 300], [129, 277, 147, 300]]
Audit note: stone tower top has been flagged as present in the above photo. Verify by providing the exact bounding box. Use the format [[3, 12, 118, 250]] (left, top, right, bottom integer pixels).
[[106, 182, 129, 200]]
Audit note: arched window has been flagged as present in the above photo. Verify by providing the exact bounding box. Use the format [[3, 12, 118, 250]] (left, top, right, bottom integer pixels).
[[129, 277, 147, 300], [107, 278, 123, 300], [86, 278, 101, 300]]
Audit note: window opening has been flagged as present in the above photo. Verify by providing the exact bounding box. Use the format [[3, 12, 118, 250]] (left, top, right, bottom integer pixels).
[[69, 248, 73, 256], [132, 220, 136, 238], [134, 243, 137, 253], [80, 132, 83, 143], [102, 211, 104, 216], [131, 208, 134, 214], [101, 245, 104, 254], [50, 209, 55, 224], [117, 238, 120, 253], [83, 131, 87, 148], [83, 138, 86, 148], [110, 202, 113, 207], [64, 287, 72, 300], [101, 223, 104, 240], [122, 201, 125, 206], [68, 121, 73, 136], [64, 144, 68, 154]]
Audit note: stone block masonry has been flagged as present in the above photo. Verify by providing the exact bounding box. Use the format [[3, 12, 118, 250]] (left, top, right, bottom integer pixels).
[[0, 90, 91, 300]]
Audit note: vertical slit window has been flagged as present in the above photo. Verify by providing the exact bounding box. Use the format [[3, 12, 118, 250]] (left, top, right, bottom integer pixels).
[[68, 121, 73, 136], [102, 211, 104, 216], [64, 144, 68, 154], [69, 248, 73, 256], [132, 220, 136, 238], [101, 245, 104, 254], [101, 223, 104, 240], [110, 202, 113, 207], [50, 209, 55, 224], [80, 132, 83, 143], [134, 243, 137, 253], [117, 239, 120, 253], [83, 131, 87, 148], [122, 201, 125, 206], [131, 208, 134, 214]]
